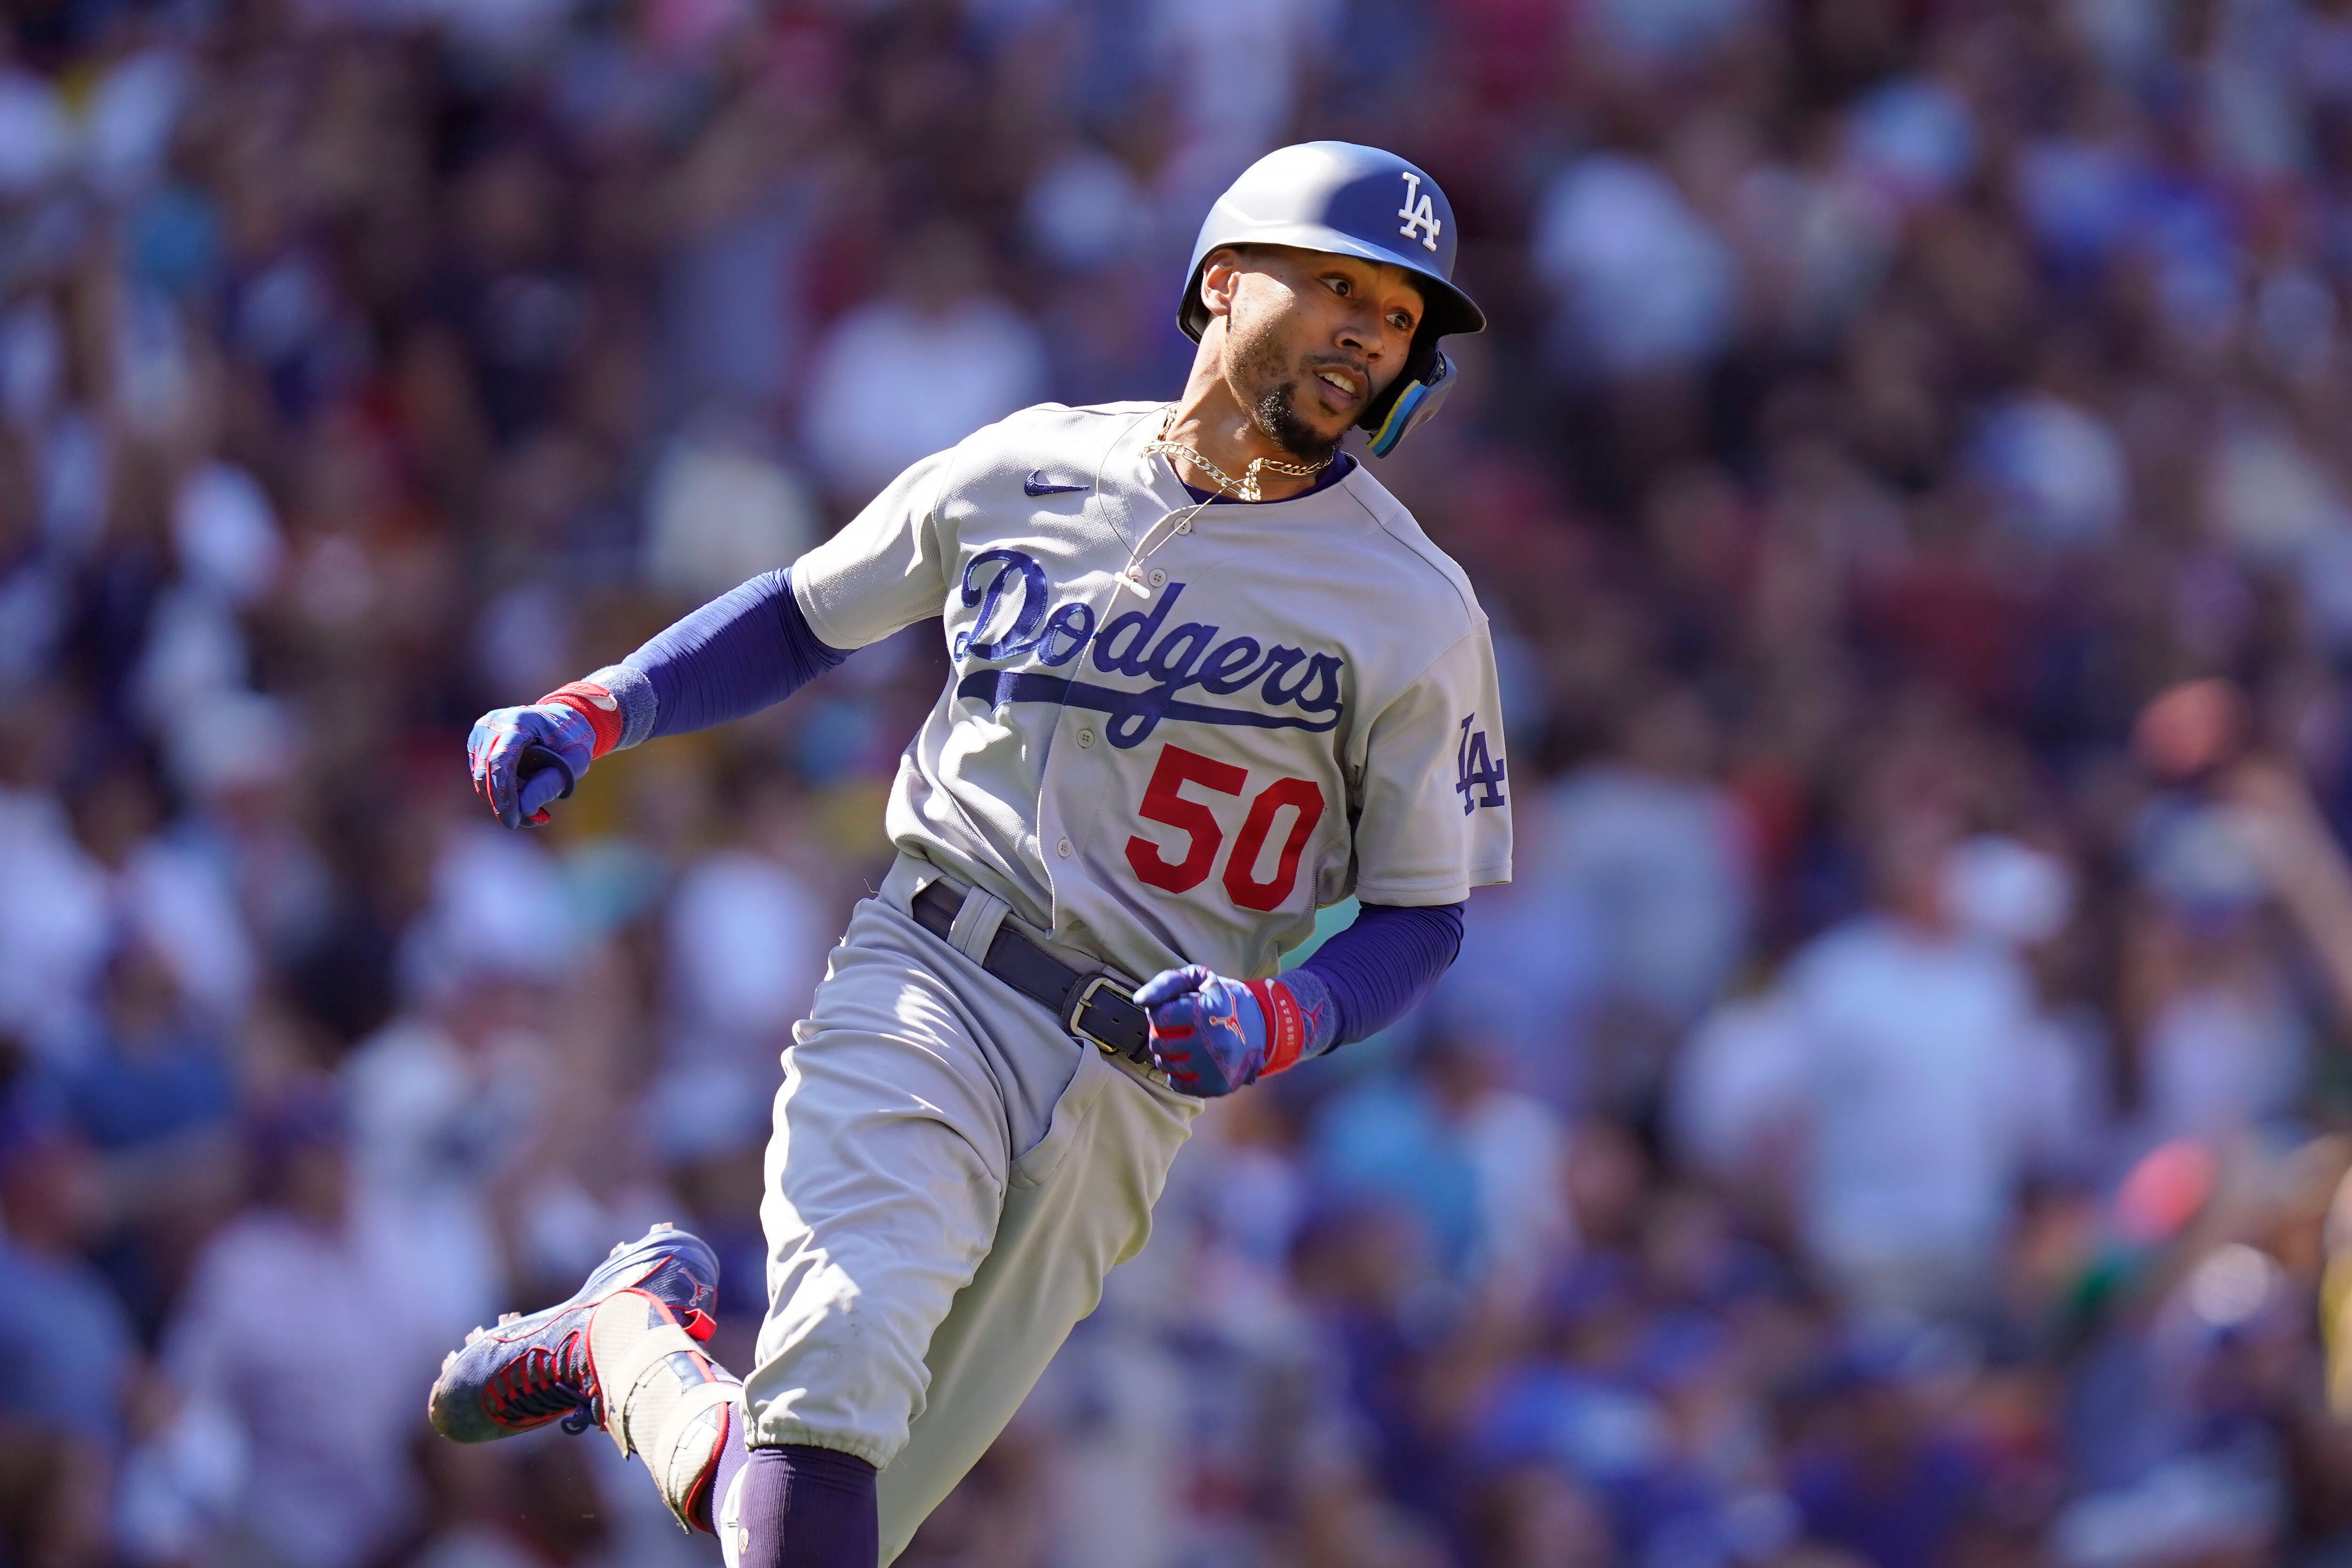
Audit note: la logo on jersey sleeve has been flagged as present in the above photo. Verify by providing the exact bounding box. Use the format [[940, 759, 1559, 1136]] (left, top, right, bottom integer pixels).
[[1455, 714, 1505, 814]]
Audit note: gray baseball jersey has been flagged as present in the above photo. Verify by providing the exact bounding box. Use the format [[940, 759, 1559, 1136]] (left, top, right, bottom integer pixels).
[[790, 399, 1513, 984]]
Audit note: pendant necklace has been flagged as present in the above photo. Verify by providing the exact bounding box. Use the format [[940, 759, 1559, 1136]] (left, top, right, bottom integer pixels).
[[1120, 407, 1333, 595]]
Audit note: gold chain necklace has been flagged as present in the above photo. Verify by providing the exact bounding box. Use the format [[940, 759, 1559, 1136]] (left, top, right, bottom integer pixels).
[[1115, 408, 1335, 596], [1143, 407, 1330, 503]]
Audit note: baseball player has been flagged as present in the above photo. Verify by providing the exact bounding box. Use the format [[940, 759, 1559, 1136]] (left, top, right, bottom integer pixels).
[[428, 142, 1511, 1567]]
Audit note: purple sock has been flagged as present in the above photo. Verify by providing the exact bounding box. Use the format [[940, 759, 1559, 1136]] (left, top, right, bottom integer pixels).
[[704, 1403, 879, 1568]]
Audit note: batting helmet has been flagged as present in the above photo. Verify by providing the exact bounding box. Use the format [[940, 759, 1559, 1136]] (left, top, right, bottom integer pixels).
[[1180, 142, 1485, 457]]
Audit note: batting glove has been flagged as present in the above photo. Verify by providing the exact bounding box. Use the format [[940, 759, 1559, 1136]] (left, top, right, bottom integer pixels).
[[1134, 965, 1331, 1097], [467, 680, 625, 828]]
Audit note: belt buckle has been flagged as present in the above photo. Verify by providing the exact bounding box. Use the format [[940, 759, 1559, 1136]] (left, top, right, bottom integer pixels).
[[1065, 973, 1170, 1087], [1066, 971, 1157, 1067], [1064, 973, 1130, 1051]]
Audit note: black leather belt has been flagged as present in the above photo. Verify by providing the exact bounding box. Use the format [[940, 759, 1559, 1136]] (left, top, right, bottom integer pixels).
[[910, 880, 1154, 1068]]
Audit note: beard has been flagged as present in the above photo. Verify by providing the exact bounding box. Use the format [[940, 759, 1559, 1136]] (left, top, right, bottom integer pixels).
[[1231, 318, 1345, 465], [1252, 381, 1344, 466]]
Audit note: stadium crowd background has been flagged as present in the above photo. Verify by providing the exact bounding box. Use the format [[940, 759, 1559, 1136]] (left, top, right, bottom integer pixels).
[[14, 0, 2352, 1564]]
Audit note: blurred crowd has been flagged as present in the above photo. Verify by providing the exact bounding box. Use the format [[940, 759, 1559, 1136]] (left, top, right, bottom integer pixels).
[[15, 0, 2352, 1566]]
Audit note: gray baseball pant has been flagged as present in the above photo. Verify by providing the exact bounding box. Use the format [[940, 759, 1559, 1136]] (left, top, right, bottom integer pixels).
[[739, 854, 1198, 1564]]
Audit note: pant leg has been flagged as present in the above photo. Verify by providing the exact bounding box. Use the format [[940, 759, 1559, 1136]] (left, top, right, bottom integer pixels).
[[743, 883, 1196, 1557], [876, 1043, 1197, 1563], [743, 899, 1023, 1467]]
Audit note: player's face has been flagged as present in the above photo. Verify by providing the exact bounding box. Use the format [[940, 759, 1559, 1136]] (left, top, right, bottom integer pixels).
[[1214, 247, 1425, 462]]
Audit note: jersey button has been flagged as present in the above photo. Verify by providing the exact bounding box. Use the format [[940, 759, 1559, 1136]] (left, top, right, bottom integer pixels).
[[1056, 837, 1073, 859], [1146, 568, 1168, 589], [1076, 728, 1095, 748]]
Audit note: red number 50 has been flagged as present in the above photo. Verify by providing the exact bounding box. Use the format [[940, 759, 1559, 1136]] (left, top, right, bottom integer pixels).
[[1123, 744, 1326, 912]]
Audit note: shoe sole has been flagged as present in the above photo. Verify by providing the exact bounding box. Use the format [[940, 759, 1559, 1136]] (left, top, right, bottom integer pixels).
[[427, 1222, 721, 1443]]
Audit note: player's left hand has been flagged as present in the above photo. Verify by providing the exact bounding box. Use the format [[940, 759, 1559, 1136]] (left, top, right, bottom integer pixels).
[[1135, 966, 1312, 1097]]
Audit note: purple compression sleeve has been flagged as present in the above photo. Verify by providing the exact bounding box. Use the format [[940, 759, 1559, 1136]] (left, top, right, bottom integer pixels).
[[704, 1403, 877, 1566], [616, 568, 848, 742], [1294, 900, 1464, 1049]]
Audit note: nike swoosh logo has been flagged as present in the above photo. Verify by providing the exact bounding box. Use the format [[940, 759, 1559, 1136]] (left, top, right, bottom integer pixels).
[[1024, 471, 1086, 497]]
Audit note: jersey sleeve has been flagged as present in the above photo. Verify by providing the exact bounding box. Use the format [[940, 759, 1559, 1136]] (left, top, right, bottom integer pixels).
[[789, 446, 959, 650], [1350, 621, 1514, 905]]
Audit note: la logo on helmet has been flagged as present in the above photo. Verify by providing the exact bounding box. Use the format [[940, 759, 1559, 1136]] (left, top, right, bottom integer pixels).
[[1396, 172, 1442, 252]]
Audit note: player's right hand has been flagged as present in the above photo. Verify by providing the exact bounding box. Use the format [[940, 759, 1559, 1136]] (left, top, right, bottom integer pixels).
[[468, 702, 597, 828]]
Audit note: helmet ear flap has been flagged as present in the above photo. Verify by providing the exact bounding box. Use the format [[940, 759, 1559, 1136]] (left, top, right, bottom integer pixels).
[[1360, 341, 1456, 457], [1178, 257, 1222, 342]]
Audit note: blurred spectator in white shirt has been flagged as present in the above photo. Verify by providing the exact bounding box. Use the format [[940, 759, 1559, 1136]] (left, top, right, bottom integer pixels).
[[165, 1090, 441, 1568], [1677, 829, 2102, 1247], [651, 776, 831, 1163], [0, 769, 110, 1053], [341, 971, 545, 1349], [0, 757, 254, 1062], [342, 825, 583, 1346], [642, 415, 820, 606], [1766, 808, 2044, 1310], [162, 691, 335, 973], [1533, 153, 1740, 378], [1537, 687, 1755, 1029], [1670, 983, 1807, 1191], [801, 223, 1048, 505]]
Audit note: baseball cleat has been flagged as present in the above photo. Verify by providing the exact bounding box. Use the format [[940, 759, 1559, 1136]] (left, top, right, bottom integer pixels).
[[428, 1221, 720, 1444]]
